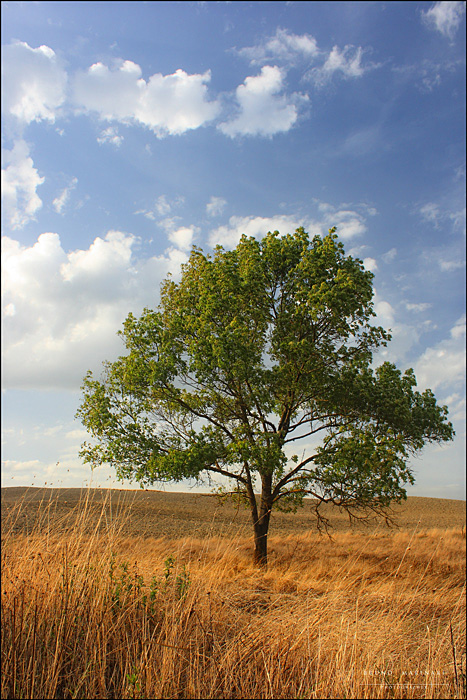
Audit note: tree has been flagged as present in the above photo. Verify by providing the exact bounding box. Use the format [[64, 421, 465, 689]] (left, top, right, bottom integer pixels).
[[77, 228, 454, 566]]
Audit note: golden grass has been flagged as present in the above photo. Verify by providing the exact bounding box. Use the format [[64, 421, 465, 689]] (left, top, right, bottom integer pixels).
[[1, 490, 465, 699]]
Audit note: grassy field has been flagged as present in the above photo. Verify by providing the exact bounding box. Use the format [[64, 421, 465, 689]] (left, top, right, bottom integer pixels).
[[1, 487, 465, 699]]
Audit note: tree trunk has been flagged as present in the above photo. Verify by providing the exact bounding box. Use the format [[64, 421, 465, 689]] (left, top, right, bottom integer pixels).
[[244, 466, 273, 567], [252, 475, 273, 568], [253, 516, 270, 567]]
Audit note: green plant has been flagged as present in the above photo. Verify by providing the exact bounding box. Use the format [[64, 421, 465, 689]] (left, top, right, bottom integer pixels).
[[126, 667, 142, 699]]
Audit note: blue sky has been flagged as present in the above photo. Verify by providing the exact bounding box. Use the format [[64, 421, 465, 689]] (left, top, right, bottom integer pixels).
[[2, 1, 465, 498]]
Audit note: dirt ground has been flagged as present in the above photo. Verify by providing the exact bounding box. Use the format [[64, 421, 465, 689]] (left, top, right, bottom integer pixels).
[[2, 486, 465, 539]]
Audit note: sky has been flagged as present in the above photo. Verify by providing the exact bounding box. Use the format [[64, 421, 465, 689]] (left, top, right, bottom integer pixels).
[[1, 1, 466, 499]]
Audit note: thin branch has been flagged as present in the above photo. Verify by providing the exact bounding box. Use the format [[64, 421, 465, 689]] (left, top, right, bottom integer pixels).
[[206, 462, 248, 486], [160, 382, 237, 441], [272, 452, 320, 499]]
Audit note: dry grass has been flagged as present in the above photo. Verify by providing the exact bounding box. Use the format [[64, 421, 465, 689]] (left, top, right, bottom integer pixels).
[[1, 489, 465, 699]]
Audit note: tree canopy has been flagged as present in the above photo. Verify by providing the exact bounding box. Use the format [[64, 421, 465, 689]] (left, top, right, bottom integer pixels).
[[77, 228, 454, 565]]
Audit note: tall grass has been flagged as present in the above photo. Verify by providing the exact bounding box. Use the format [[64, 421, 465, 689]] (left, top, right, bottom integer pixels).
[[1, 489, 465, 699]]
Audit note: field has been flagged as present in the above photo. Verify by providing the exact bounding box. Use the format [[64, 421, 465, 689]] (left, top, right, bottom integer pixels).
[[1, 487, 466, 699]]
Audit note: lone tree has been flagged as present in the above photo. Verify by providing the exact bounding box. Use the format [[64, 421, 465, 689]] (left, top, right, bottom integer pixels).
[[77, 228, 454, 566]]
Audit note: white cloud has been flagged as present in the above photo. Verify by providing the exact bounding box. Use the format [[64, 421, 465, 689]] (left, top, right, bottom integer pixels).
[[450, 317, 467, 339], [422, 1, 466, 39], [440, 393, 466, 421], [372, 291, 440, 369], [363, 257, 378, 272], [97, 126, 124, 147], [316, 202, 368, 238], [168, 226, 197, 251], [73, 60, 220, 136], [413, 316, 466, 392], [53, 177, 78, 214], [392, 58, 463, 93], [209, 204, 368, 249], [2, 41, 67, 125], [206, 196, 227, 217], [450, 206, 466, 234], [218, 65, 308, 138], [209, 214, 321, 249], [4, 303, 16, 317], [348, 244, 370, 257], [308, 45, 376, 87], [134, 208, 155, 220], [373, 317, 421, 369], [382, 248, 397, 263], [237, 28, 319, 65], [237, 30, 379, 91], [374, 299, 395, 327], [417, 199, 466, 235], [60, 230, 134, 284], [155, 195, 172, 216], [439, 258, 466, 271], [3, 459, 42, 473], [419, 202, 441, 227], [1, 230, 189, 390], [405, 302, 432, 313], [135, 195, 185, 221], [331, 209, 367, 239], [1, 140, 44, 229]]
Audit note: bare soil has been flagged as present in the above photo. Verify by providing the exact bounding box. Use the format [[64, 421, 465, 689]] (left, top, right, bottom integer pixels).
[[2, 486, 465, 539]]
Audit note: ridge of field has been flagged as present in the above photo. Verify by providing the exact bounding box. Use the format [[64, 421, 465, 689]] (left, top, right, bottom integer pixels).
[[2, 487, 465, 539]]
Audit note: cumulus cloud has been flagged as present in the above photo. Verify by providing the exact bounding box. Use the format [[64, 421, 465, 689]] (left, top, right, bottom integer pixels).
[[208, 214, 321, 249], [167, 226, 197, 250], [321, 205, 368, 239], [363, 257, 378, 272], [236, 28, 319, 65], [218, 65, 308, 138], [73, 60, 220, 136], [208, 204, 368, 249], [1, 231, 189, 390], [374, 299, 396, 328], [1, 140, 44, 229], [53, 177, 78, 214], [2, 41, 67, 126], [422, 1, 466, 39]]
